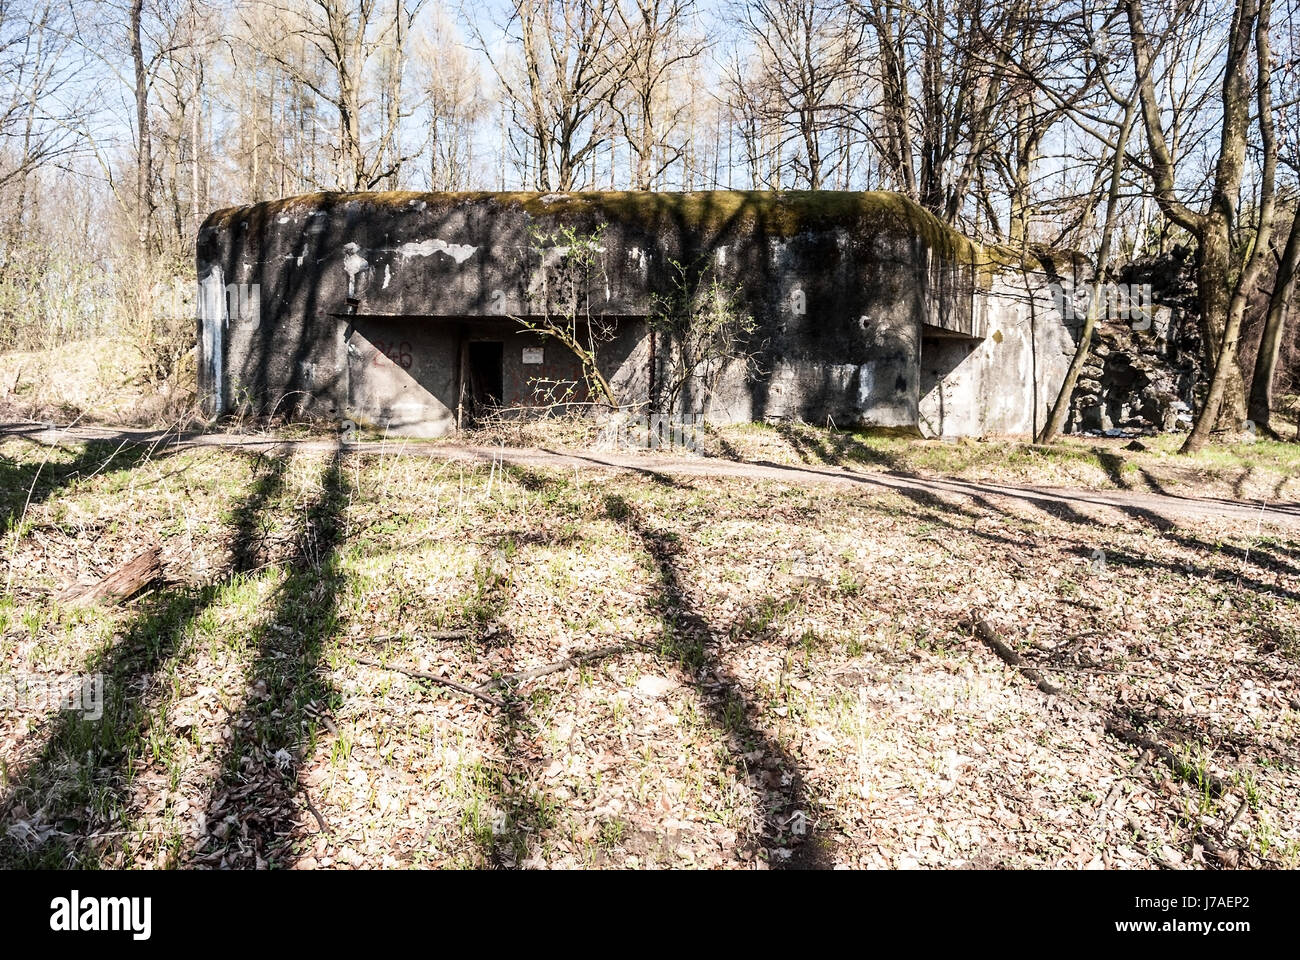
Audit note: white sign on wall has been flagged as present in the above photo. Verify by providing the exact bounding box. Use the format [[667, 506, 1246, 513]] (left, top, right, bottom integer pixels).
[[522, 346, 544, 364]]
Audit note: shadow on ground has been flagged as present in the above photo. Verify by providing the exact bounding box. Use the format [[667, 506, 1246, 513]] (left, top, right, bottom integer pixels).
[[0, 450, 294, 867]]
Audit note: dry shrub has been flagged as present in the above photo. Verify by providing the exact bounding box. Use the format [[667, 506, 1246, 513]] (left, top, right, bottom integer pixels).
[[458, 406, 612, 449]]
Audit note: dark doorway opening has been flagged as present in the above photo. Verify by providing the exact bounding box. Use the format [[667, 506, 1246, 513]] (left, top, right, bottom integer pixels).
[[467, 341, 504, 412]]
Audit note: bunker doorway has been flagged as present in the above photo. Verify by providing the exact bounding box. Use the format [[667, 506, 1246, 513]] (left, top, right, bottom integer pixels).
[[466, 340, 504, 416], [918, 332, 979, 438]]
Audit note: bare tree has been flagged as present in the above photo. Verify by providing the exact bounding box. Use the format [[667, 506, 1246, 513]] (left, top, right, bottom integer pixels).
[[1247, 7, 1300, 434], [720, 48, 770, 187], [1127, 0, 1279, 451], [854, 0, 1024, 225], [1038, 10, 1144, 443], [412, 4, 484, 190], [1249, 208, 1300, 433], [130, 0, 151, 248], [467, 0, 628, 191], [151, 1, 221, 245], [245, 0, 428, 191], [0, 2, 87, 194], [730, 0, 864, 190], [609, 0, 707, 190]]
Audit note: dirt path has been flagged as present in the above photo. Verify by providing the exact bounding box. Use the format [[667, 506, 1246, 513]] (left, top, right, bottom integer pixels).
[[5, 421, 1299, 532]]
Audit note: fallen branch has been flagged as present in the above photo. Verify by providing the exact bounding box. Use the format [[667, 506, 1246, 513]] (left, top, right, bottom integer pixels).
[[918, 533, 963, 558], [475, 643, 636, 693], [299, 783, 329, 834], [1102, 715, 1231, 798], [1194, 831, 1242, 869], [60, 545, 163, 606], [967, 614, 1062, 694], [1222, 796, 1250, 841], [1125, 817, 1183, 870], [354, 656, 503, 707]]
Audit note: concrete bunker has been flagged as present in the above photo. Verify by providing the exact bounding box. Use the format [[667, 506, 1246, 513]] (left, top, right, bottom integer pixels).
[[196, 191, 1082, 437]]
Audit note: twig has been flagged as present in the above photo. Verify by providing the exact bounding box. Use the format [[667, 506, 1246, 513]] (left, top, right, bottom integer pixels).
[[354, 656, 504, 707], [1222, 795, 1250, 840], [918, 533, 963, 558], [1102, 715, 1231, 798], [475, 643, 636, 694], [359, 629, 473, 645], [1037, 662, 1163, 678], [299, 783, 329, 834], [1125, 816, 1183, 870], [967, 613, 1062, 694], [1195, 830, 1242, 869]]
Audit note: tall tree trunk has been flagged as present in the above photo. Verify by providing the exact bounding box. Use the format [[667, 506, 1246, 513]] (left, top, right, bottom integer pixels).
[[384, 3, 403, 189], [130, 0, 152, 253], [191, 55, 202, 234], [1247, 211, 1300, 433], [1127, 0, 1271, 452], [1193, 218, 1247, 427], [339, 68, 364, 190], [1008, 101, 1039, 246], [1182, 0, 1277, 452]]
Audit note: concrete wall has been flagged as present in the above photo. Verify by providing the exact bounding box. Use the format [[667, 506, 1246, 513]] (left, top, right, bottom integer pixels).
[[196, 190, 1077, 437], [918, 261, 1084, 437]]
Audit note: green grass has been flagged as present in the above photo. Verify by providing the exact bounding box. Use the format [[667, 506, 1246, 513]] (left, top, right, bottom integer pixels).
[[703, 420, 1300, 499]]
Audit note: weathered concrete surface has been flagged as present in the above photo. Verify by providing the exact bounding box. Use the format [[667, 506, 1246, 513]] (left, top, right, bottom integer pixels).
[[197, 191, 1081, 437], [917, 269, 1080, 437]]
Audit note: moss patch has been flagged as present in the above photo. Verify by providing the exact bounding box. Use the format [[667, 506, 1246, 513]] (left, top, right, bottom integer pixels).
[[202, 190, 1057, 274]]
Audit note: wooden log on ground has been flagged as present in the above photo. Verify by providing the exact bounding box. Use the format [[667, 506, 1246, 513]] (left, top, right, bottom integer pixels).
[[353, 656, 504, 708], [60, 545, 163, 606], [357, 629, 474, 645], [475, 643, 637, 693], [1102, 715, 1230, 798]]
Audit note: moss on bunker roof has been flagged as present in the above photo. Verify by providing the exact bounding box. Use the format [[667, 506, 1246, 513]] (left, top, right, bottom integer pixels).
[[203, 189, 1054, 272]]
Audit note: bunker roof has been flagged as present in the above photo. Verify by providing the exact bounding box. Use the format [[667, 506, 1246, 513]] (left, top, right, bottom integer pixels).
[[202, 190, 1071, 275]]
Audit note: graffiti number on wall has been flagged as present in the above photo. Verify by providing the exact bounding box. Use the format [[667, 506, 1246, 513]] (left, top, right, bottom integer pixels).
[[372, 339, 414, 369]]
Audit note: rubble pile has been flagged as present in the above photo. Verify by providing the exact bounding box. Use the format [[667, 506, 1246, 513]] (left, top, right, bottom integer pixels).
[[1068, 320, 1199, 434], [1068, 250, 1201, 435]]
